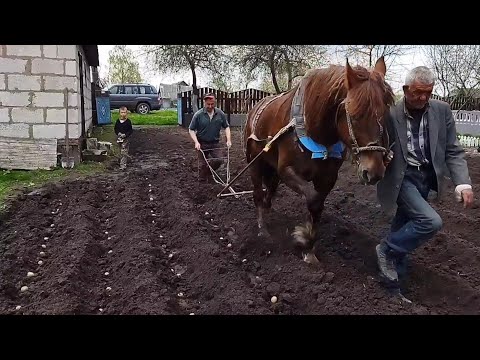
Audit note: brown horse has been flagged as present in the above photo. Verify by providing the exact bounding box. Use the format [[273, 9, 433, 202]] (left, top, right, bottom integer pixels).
[[243, 56, 395, 264]]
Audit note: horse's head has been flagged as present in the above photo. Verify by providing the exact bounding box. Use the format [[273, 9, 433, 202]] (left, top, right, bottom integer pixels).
[[338, 56, 395, 185]]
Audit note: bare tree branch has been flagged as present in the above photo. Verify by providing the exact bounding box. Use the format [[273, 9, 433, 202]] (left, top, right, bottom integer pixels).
[[334, 45, 414, 84], [423, 45, 480, 109], [234, 45, 328, 93], [142, 45, 227, 111]]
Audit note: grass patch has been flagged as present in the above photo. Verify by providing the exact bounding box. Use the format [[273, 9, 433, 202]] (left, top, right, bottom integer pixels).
[[110, 110, 178, 126], [0, 162, 105, 212], [0, 121, 145, 212]]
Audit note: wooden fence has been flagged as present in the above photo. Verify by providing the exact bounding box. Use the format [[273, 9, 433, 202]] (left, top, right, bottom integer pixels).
[[431, 94, 480, 111], [178, 87, 272, 127], [179, 89, 480, 128], [226, 89, 273, 114]]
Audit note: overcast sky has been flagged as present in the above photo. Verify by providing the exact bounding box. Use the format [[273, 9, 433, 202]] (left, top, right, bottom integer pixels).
[[98, 45, 428, 93]]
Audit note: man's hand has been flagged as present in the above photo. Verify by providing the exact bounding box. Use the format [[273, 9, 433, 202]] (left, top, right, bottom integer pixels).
[[461, 189, 474, 209], [195, 142, 201, 151], [226, 140, 232, 148]]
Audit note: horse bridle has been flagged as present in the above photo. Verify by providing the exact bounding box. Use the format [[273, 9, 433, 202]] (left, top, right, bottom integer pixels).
[[338, 99, 393, 164]]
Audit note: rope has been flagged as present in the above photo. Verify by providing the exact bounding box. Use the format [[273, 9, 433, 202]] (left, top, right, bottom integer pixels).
[[217, 119, 296, 197]]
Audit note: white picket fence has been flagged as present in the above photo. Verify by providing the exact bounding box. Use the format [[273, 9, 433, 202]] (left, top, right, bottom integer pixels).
[[450, 110, 480, 147], [458, 135, 480, 148], [453, 110, 480, 137], [452, 110, 480, 123]]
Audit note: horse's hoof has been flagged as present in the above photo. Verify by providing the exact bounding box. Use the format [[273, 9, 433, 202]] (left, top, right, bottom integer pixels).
[[258, 229, 271, 238], [302, 251, 320, 265], [292, 223, 315, 248]]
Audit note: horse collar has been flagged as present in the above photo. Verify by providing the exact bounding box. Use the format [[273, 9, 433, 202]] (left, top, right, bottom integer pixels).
[[291, 78, 344, 160]]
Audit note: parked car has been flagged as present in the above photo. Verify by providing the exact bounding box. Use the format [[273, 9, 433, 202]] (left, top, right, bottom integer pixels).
[[107, 83, 161, 114]]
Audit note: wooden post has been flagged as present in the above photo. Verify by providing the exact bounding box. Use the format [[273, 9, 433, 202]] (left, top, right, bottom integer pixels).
[[226, 94, 231, 124]]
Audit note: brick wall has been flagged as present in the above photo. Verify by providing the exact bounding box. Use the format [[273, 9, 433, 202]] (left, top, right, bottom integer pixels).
[[0, 45, 81, 140], [0, 45, 95, 169]]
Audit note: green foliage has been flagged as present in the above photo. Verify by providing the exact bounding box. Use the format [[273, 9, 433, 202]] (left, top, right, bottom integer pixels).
[[108, 45, 142, 84]]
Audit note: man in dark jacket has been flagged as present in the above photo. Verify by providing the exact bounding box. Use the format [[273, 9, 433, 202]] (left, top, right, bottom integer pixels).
[[376, 66, 474, 288], [114, 106, 133, 170]]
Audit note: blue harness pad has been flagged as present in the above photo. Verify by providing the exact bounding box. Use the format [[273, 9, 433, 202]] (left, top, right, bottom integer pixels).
[[298, 136, 345, 159]]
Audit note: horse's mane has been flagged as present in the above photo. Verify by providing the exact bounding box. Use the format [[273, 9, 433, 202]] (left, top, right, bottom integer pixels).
[[302, 64, 395, 123]]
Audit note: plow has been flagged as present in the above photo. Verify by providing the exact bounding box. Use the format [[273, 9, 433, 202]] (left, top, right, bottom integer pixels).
[[197, 119, 296, 199]]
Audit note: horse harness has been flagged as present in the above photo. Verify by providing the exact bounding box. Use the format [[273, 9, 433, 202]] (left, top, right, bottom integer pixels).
[[248, 75, 392, 164], [338, 99, 393, 165], [289, 76, 342, 159], [247, 93, 286, 142], [294, 75, 394, 163]]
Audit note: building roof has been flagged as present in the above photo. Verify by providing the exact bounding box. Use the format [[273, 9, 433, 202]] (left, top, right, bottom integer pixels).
[[159, 81, 190, 86], [81, 45, 99, 67]]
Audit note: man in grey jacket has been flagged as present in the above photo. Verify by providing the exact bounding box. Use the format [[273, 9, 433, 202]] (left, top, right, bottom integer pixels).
[[376, 66, 474, 286]]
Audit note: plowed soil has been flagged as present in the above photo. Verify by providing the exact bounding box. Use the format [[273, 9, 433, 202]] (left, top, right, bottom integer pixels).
[[1, 126, 479, 315]]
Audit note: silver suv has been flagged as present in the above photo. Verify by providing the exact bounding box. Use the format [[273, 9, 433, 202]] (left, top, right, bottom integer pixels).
[[108, 83, 161, 114]]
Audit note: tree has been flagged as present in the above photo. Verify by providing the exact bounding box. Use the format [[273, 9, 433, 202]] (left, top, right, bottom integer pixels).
[[142, 45, 226, 112], [423, 45, 455, 97], [208, 47, 259, 92], [422, 45, 480, 107], [334, 45, 414, 84], [278, 46, 326, 90], [235, 45, 327, 94], [107, 45, 142, 84], [258, 71, 287, 94]]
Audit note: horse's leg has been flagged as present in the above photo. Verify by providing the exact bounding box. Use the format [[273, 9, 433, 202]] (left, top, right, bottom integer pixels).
[[250, 160, 270, 238], [308, 161, 342, 246], [278, 165, 322, 264], [262, 165, 280, 211]]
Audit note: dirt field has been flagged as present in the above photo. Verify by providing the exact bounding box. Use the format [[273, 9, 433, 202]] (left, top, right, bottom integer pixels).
[[1, 126, 479, 315]]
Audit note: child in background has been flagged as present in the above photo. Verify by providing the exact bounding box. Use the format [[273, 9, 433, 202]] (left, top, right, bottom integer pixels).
[[114, 106, 133, 170]]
